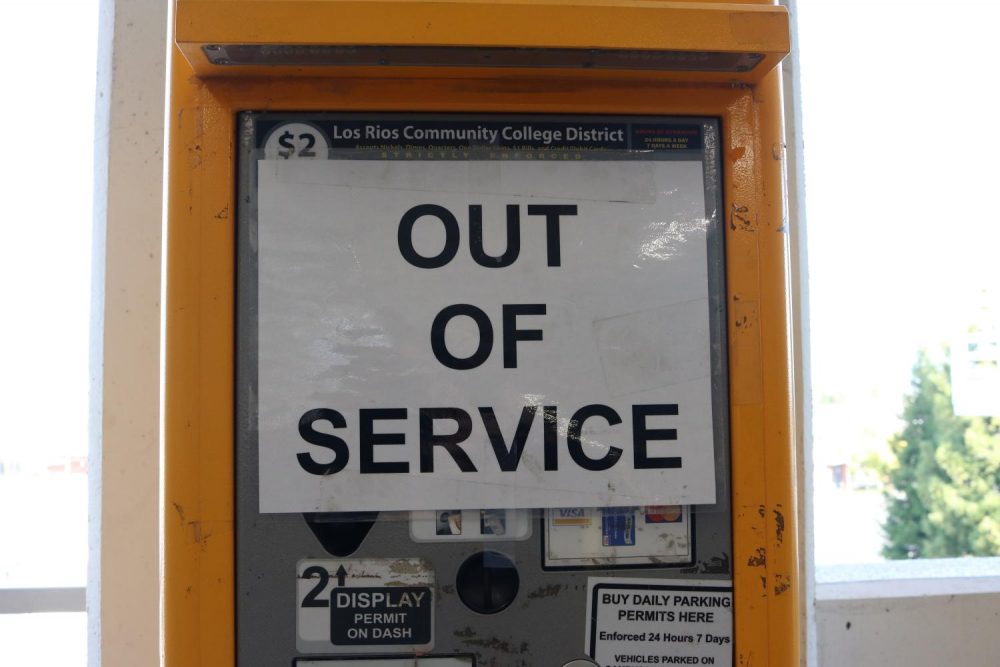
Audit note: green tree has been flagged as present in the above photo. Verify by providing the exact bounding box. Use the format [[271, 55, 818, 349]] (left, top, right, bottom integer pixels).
[[879, 350, 1000, 558]]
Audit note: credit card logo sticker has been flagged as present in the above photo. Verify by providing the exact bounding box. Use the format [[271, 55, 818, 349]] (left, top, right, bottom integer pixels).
[[601, 508, 636, 546], [644, 505, 683, 524], [552, 508, 592, 526]]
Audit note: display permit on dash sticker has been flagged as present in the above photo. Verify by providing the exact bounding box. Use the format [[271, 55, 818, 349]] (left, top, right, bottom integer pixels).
[[552, 508, 592, 526], [601, 508, 636, 546]]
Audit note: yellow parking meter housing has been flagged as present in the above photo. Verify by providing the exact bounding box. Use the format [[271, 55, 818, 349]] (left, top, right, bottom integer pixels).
[[164, 1, 798, 665]]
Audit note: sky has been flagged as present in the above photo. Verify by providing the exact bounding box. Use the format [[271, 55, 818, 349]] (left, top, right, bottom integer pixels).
[[0, 0, 99, 466], [797, 0, 1000, 445], [798, 1, 1000, 565]]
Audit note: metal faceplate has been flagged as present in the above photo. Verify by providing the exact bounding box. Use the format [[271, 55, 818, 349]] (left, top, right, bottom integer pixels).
[[236, 112, 732, 666]]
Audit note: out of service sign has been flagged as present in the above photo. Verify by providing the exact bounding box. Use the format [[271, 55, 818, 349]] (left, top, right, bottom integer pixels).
[[254, 115, 724, 513], [586, 578, 733, 666]]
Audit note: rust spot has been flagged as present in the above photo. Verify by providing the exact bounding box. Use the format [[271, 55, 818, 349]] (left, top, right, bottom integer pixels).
[[729, 204, 744, 230], [526, 583, 564, 600], [681, 553, 731, 575], [747, 548, 766, 567], [214, 206, 229, 220], [730, 203, 754, 232], [389, 560, 431, 575], [453, 626, 475, 638], [191, 521, 213, 549], [459, 636, 516, 653], [758, 505, 766, 518], [774, 573, 790, 596], [729, 146, 747, 163], [773, 509, 785, 545]]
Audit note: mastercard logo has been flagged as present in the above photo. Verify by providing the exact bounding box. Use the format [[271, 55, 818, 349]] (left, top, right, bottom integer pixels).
[[644, 505, 683, 523]]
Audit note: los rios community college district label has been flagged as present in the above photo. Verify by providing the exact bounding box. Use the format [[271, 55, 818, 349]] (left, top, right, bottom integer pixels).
[[297, 558, 434, 655], [586, 578, 733, 667], [255, 117, 721, 512]]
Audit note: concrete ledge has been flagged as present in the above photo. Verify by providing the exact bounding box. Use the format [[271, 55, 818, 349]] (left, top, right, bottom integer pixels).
[[816, 557, 1000, 600], [0, 588, 86, 614]]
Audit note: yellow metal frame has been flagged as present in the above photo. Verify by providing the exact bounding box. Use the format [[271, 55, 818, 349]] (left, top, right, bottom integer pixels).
[[175, 0, 789, 83], [164, 2, 798, 665]]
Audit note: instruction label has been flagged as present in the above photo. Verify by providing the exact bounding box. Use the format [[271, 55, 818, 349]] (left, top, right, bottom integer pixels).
[[410, 508, 533, 542], [331, 587, 431, 645], [297, 558, 434, 655], [586, 578, 732, 667]]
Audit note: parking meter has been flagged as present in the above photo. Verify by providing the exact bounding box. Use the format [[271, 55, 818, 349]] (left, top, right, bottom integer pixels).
[[163, 2, 799, 666]]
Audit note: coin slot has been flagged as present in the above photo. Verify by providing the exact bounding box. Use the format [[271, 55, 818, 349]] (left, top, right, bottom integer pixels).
[[455, 550, 520, 614]]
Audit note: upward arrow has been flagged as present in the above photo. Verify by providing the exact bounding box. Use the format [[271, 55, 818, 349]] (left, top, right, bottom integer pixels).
[[335, 565, 347, 587]]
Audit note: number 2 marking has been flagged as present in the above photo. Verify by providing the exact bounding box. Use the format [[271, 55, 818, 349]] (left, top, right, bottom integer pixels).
[[301, 565, 329, 607], [298, 133, 316, 157]]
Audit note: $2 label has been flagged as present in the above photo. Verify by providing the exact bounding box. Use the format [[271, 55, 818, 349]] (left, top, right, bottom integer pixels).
[[264, 123, 328, 159]]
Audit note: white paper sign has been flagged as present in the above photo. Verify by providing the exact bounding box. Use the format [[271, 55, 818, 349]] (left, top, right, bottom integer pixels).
[[585, 577, 733, 667], [257, 157, 717, 512]]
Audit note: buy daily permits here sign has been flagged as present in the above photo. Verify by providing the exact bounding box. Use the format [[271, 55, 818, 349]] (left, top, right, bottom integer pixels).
[[256, 118, 721, 513], [586, 578, 733, 667]]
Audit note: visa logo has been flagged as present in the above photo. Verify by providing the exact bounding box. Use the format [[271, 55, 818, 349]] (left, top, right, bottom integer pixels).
[[552, 508, 591, 526]]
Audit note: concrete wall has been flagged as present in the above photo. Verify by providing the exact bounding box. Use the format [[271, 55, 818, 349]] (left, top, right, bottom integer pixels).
[[89, 0, 167, 665], [817, 591, 1000, 667]]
